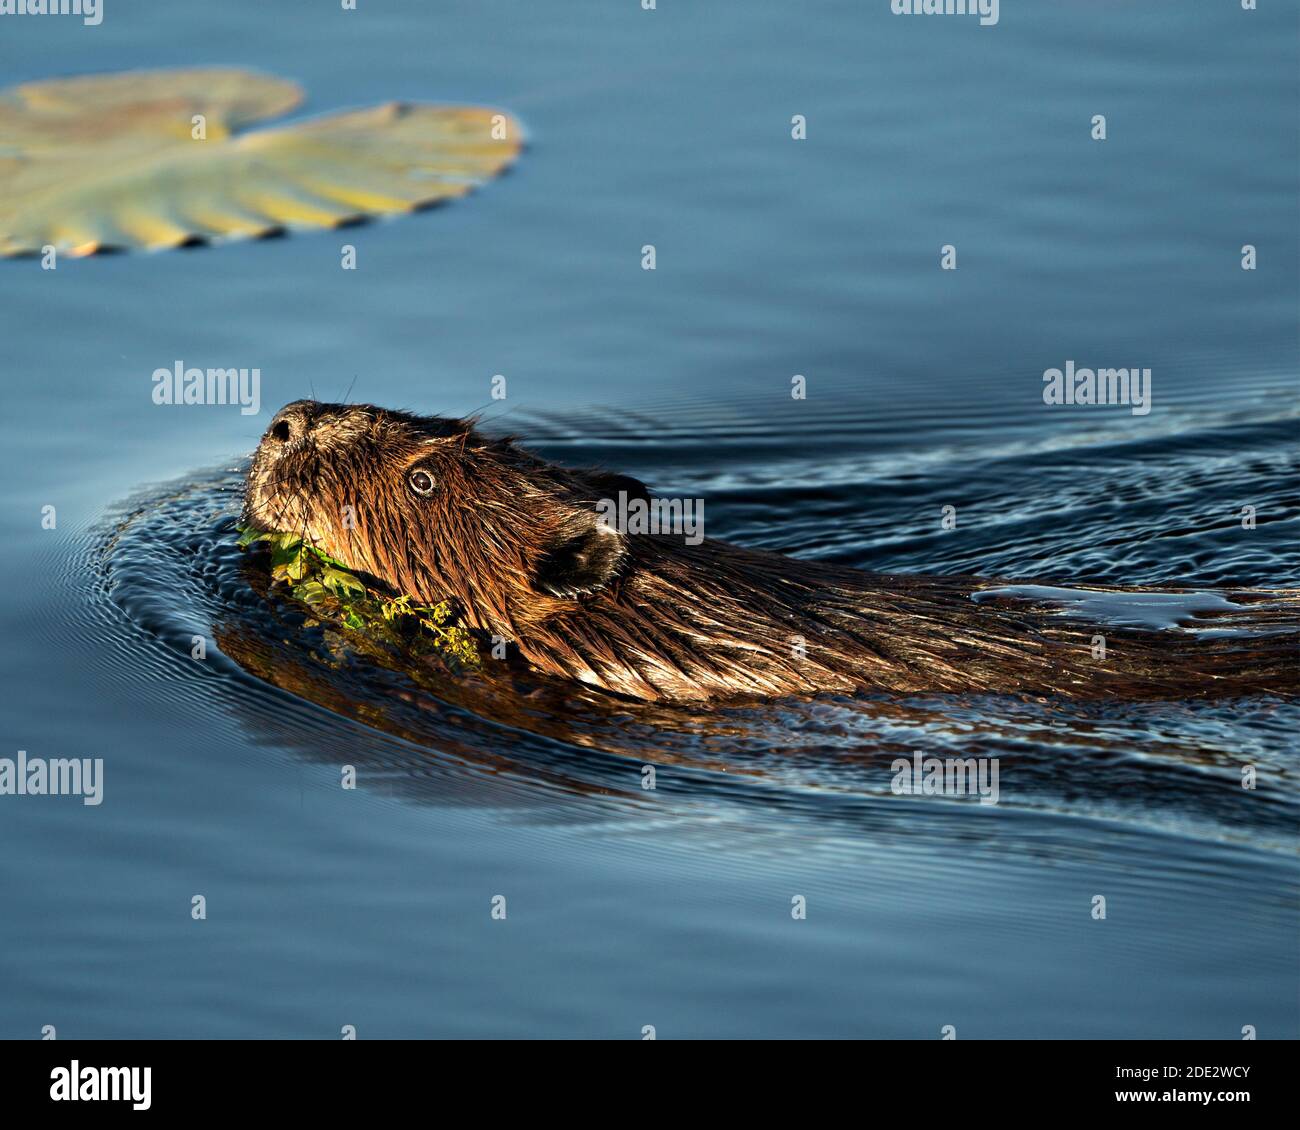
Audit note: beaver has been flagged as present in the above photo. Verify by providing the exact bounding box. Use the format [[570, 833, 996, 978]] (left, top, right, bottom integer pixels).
[[243, 400, 1299, 702]]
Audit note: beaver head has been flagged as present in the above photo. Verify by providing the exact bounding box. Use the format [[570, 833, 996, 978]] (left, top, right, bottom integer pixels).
[[243, 399, 650, 639]]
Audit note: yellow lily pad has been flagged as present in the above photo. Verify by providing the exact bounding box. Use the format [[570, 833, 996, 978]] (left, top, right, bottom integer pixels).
[[0, 67, 523, 257]]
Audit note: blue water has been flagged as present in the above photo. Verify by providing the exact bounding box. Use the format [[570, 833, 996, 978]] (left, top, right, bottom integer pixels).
[[0, 1, 1297, 1038]]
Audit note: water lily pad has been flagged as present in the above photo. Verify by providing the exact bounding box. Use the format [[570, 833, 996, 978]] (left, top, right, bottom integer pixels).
[[0, 67, 523, 257]]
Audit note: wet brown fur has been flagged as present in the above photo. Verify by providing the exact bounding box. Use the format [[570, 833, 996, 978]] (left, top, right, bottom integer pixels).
[[244, 401, 1299, 702]]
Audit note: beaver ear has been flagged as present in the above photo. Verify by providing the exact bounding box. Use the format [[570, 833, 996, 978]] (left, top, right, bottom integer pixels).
[[533, 517, 627, 600]]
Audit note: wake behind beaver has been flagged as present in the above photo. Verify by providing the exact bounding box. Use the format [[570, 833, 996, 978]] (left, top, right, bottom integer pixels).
[[242, 400, 1299, 703]]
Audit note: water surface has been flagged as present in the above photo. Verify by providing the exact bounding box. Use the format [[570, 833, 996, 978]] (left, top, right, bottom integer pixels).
[[0, 0, 1296, 1038]]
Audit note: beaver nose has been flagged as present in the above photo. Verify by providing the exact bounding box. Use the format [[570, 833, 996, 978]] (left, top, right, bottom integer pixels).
[[266, 401, 319, 446]]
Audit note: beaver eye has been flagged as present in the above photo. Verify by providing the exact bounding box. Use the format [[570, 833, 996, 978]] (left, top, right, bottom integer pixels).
[[408, 468, 436, 496]]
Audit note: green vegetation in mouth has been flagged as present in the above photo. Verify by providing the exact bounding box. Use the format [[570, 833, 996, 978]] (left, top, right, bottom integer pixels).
[[236, 527, 481, 671]]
